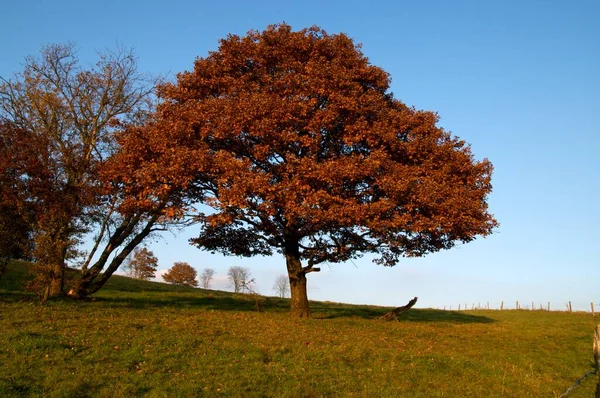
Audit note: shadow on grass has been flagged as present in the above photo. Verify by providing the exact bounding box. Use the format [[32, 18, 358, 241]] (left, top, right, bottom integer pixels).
[[312, 303, 495, 324], [394, 308, 494, 324], [0, 290, 35, 303], [92, 293, 494, 324], [93, 293, 292, 313]]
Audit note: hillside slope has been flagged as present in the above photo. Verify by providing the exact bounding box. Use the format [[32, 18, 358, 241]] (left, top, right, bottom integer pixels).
[[1, 261, 597, 397]]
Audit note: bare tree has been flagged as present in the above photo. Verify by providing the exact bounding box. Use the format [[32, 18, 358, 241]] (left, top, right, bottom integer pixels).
[[273, 275, 290, 298], [200, 268, 215, 289], [227, 266, 251, 293]]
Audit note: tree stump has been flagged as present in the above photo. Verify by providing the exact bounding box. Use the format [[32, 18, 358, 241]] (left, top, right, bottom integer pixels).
[[378, 297, 418, 321]]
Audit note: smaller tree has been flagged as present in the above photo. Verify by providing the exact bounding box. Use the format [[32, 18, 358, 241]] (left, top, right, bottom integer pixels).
[[1, 43, 158, 299], [273, 275, 290, 298], [163, 262, 198, 287], [227, 266, 251, 293], [200, 268, 215, 289], [125, 247, 158, 280]]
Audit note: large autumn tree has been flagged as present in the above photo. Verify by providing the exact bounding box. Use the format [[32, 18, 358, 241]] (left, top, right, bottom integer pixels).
[[121, 24, 497, 317]]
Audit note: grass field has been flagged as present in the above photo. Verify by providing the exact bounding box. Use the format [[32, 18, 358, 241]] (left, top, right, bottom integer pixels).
[[1, 262, 598, 397]]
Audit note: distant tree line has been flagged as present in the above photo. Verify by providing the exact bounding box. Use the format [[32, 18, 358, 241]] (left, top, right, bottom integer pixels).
[[124, 252, 289, 297]]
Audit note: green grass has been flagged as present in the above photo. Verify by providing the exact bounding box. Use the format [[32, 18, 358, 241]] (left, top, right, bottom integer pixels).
[[0, 261, 598, 397]]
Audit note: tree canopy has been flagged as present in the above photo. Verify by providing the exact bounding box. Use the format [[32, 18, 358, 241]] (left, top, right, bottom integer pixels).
[[273, 275, 290, 298], [163, 262, 198, 287], [125, 247, 158, 280], [227, 266, 252, 293], [200, 268, 215, 289]]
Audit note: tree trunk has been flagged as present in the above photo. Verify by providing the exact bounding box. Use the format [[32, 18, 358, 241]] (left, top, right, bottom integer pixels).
[[284, 236, 311, 318], [34, 226, 70, 299], [47, 262, 65, 297], [288, 266, 310, 318]]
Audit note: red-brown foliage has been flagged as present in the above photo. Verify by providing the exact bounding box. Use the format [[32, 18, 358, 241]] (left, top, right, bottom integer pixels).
[[162, 262, 198, 287], [119, 24, 497, 317]]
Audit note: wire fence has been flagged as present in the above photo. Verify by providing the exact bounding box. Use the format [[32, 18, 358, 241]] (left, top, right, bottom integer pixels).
[[558, 324, 599, 397], [559, 368, 597, 398], [436, 307, 600, 396], [439, 301, 599, 314]]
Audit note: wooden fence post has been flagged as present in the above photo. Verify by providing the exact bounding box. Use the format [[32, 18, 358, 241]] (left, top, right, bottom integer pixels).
[[594, 325, 599, 398], [532, 301, 534, 311], [516, 300, 519, 310], [568, 301, 572, 313], [548, 302, 550, 312], [592, 302, 595, 317], [501, 301, 504, 310]]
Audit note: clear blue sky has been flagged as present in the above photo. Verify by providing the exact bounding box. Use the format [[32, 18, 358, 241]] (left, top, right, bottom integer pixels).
[[2, 0, 598, 310]]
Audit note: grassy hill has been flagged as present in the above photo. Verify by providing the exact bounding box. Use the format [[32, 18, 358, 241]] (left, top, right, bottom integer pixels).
[[1, 261, 598, 397]]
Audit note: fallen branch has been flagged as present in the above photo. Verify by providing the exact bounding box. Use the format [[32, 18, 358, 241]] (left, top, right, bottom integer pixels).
[[378, 297, 418, 321]]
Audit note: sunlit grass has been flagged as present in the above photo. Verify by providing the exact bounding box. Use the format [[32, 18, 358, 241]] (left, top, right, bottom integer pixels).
[[1, 262, 597, 397]]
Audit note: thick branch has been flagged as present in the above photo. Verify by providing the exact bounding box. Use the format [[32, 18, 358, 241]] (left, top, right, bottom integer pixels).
[[86, 213, 141, 278], [303, 266, 321, 274], [302, 258, 321, 274], [81, 200, 117, 272], [86, 215, 158, 294]]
